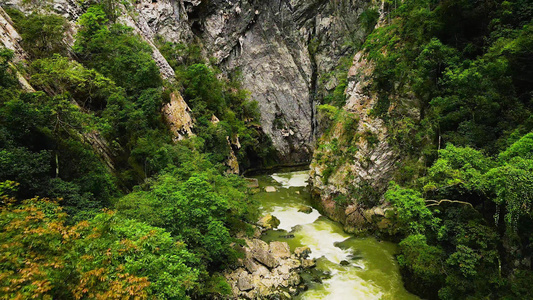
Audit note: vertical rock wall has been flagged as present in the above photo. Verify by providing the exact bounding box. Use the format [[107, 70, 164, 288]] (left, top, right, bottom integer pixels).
[[308, 3, 419, 232], [132, 0, 373, 162]]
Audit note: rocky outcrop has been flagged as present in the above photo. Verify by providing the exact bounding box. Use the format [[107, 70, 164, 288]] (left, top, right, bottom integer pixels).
[[310, 50, 398, 199], [313, 192, 397, 234], [0, 6, 34, 91], [218, 0, 372, 162], [224, 239, 315, 299], [163, 91, 194, 142], [309, 37, 402, 233], [0, 6, 26, 61], [257, 214, 280, 230], [309, 1, 420, 233]]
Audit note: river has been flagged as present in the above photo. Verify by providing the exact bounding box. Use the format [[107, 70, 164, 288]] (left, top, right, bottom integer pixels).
[[252, 170, 419, 300]]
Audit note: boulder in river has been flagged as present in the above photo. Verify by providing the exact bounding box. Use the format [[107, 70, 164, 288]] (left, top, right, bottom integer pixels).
[[302, 259, 316, 268], [247, 239, 278, 268], [257, 214, 281, 229], [298, 206, 313, 214], [265, 186, 277, 192], [279, 234, 295, 239], [238, 271, 254, 291], [340, 260, 350, 266], [294, 246, 311, 259], [270, 241, 291, 259]]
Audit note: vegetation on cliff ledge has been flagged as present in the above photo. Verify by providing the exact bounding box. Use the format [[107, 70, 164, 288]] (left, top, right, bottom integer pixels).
[[357, 0, 533, 298]]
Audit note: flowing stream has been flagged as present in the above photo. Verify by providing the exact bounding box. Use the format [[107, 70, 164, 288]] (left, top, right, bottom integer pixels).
[[253, 170, 419, 300]]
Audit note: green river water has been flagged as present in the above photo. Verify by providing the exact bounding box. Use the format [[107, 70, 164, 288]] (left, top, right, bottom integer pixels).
[[252, 171, 419, 300]]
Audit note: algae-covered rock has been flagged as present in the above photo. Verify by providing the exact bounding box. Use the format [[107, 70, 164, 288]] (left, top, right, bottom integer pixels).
[[298, 206, 313, 214], [294, 246, 311, 259], [257, 214, 281, 229], [270, 241, 291, 259], [245, 178, 259, 188]]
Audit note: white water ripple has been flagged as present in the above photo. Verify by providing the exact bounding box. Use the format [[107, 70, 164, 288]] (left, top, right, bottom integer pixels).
[[271, 171, 310, 188]]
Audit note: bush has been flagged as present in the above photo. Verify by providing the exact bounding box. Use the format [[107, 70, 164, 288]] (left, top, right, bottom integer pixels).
[[6, 9, 68, 58]]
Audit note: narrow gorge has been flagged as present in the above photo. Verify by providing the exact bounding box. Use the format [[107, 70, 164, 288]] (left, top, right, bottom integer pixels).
[[0, 0, 532, 299]]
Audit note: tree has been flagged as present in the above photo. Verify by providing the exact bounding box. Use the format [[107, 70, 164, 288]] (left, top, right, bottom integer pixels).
[[74, 6, 162, 95], [0, 197, 199, 299], [19, 14, 67, 58]]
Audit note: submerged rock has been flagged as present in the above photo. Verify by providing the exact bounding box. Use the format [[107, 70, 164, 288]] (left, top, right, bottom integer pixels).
[[245, 178, 259, 188], [248, 239, 278, 268], [270, 241, 291, 259], [279, 234, 295, 239], [340, 260, 350, 266]]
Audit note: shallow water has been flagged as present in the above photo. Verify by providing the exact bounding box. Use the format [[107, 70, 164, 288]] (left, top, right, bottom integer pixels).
[[253, 171, 419, 300]]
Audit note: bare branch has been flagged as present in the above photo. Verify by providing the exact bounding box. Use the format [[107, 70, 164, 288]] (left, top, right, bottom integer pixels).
[[426, 199, 474, 209]]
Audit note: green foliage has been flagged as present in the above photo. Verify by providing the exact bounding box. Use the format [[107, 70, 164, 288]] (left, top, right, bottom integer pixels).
[[74, 5, 162, 95], [424, 136, 533, 230], [0, 48, 16, 88], [0, 4, 279, 298], [0, 50, 117, 218], [116, 166, 258, 267], [397, 234, 445, 297], [359, 8, 380, 33], [358, 2, 533, 296], [30, 54, 121, 111], [0, 198, 198, 299], [362, 0, 532, 159], [182, 64, 226, 116], [155, 37, 204, 70], [170, 60, 275, 168], [6, 9, 68, 59], [385, 183, 437, 234], [390, 135, 533, 298], [317, 104, 339, 122]]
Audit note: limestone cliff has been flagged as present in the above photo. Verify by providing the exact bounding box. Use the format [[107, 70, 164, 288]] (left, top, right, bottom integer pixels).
[[204, 0, 372, 162], [130, 0, 373, 162], [308, 4, 410, 233], [309, 50, 399, 233]]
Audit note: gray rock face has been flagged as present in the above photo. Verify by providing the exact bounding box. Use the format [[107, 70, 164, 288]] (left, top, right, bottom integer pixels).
[[269, 241, 291, 259], [308, 5, 417, 233], [308, 49, 399, 232], [130, 0, 372, 162], [248, 239, 278, 268], [237, 271, 254, 291], [217, 0, 371, 162]]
